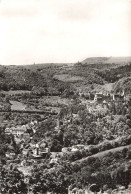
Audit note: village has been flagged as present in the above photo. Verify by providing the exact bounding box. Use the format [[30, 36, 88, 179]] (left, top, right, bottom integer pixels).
[[0, 67, 131, 194], [2, 89, 131, 177], [1, 0, 131, 191]]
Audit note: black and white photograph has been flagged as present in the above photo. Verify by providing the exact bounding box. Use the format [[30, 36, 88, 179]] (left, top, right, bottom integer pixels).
[[0, 0, 131, 193]]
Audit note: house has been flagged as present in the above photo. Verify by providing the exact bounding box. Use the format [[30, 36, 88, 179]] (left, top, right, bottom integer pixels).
[[12, 128, 25, 136], [37, 139, 48, 152], [113, 90, 126, 102], [50, 158, 58, 164], [32, 144, 40, 156], [32, 147, 42, 159], [30, 120, 38, 126], [103, 100, 109, 109], [94, 93, 112, 103], [94, 93, 104, 103], [40, 151, 49, 158], [71, 147, 78, 152], [8, 125, 27, 136], [71, 144, 85, 152], [113, 94, 124, 102], [40, 147, 49, 153], [31, 141, 49, 159], [32, 148, 49, 159], [5, 127, 12, 135]]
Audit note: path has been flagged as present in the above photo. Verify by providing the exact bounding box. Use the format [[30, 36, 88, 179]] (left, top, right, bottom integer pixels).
[[72, 144, 131, 165]]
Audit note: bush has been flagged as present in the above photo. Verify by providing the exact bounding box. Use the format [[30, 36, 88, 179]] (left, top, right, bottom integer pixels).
[[99, 141, 113, 151], [88, 146, 99, 155], [87, 156, 96, 165]]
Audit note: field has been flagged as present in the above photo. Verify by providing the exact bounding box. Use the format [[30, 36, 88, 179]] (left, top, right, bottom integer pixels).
[[10, 100, 27, 111], [53, 74, 84, 82]]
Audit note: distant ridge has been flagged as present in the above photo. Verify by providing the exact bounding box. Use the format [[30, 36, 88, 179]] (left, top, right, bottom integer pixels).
[[82, 57, 131, 64]]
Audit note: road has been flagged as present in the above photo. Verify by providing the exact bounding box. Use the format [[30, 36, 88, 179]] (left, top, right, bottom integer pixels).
[[72, 144, 131, 165]]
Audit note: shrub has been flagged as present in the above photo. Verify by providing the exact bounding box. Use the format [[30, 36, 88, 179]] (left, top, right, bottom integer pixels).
[[87, 156, 96, 165], [99, 141, 113, 151], [88, 146, 99, 155]]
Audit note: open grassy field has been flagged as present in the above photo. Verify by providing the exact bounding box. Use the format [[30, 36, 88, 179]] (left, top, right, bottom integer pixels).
[[53, 74, 84, 82]]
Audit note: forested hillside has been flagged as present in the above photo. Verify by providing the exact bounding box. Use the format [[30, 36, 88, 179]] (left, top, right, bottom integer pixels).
[[0, 57, 131, 94]]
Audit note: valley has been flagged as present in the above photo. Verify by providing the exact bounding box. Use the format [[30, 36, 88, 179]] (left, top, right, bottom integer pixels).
[[0, 56, 131, 194]]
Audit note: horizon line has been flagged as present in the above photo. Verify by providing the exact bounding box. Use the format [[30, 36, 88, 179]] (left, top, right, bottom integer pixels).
[[1, 56, 131, 66]]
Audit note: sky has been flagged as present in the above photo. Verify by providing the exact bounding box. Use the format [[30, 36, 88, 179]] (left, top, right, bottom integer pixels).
[[0, 0, 131, 65]]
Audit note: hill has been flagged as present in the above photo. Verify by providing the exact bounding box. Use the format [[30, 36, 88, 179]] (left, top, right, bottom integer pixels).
[[82, 57, 109, 64], [82, 56, 131, 65], [113, 77, 131, 93], [0, 56, 131, 95]]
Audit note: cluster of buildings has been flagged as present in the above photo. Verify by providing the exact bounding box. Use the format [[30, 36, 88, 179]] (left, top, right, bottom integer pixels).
[[5, 120, 38, 136], [93, 91, 127, 103], [4, 121, 38, 160], [18, 137, 50, 161], [79, 89, 131, 104]]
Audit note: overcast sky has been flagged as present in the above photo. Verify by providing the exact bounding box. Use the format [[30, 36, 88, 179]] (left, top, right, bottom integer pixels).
[[0, 0, 131, 65]]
